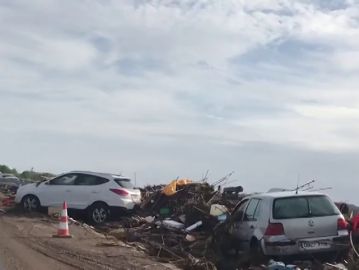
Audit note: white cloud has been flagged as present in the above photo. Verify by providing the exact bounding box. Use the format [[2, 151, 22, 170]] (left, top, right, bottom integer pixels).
[[331, 50, 359, 71], [294, 104, 359, 119]]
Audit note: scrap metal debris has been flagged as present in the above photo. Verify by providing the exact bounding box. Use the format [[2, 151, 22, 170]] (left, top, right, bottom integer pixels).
[[97, 178, 242, 270], [95, 177, 359, 270]]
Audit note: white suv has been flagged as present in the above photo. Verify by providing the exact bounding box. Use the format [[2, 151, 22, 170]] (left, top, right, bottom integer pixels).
[[223, 191, 349, 258], [15, 171, 141, 224]]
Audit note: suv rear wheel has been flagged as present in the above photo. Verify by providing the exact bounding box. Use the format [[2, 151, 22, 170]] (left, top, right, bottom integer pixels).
[[88, 202, 109, 225]]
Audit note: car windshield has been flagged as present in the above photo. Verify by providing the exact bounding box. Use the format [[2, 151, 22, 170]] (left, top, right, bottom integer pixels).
[[273, 195, 340, 219], [114, 178, 134, 189]]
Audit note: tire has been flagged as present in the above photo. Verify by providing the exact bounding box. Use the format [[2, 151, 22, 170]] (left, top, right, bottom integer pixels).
[[334, 249, 349, 262], [250, 238, 265, 264], [21, 195, 40, 212], [219, 233, 235, 256], [87, 203, 109, 225], [213, 224, 235, 257]]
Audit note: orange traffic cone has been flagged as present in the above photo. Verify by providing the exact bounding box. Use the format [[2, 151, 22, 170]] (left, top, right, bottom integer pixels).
[[53, 201, 72, 238]]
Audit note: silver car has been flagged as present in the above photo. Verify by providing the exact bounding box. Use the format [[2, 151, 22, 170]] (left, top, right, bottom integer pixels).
[[226, 191, 349, 256]]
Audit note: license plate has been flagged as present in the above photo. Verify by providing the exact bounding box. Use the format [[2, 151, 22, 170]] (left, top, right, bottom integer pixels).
[[299, 240, 331, 250]]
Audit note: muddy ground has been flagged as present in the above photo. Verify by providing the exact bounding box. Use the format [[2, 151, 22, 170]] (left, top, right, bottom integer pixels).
[[0, 207, 179, 270]]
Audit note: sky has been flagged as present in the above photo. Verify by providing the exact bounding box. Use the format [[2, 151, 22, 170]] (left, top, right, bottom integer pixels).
[[1, 0, 359, 204]]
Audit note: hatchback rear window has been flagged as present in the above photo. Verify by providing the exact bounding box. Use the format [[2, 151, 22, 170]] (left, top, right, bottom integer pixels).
[[273, 195, 339, 219], [114, 178, 134, 189]]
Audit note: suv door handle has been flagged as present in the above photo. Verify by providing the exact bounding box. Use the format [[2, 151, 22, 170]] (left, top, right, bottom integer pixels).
[[66, 190, 71, 192], [91, 191, 99, 194], [250, 225, 255, 229]]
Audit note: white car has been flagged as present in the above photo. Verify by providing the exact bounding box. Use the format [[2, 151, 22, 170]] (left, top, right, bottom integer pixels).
[[15, 171, 141, 224]]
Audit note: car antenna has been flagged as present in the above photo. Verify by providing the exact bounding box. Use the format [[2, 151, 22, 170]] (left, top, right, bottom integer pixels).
[[292, 179, 316, 193], [295, 174, 300, 194]]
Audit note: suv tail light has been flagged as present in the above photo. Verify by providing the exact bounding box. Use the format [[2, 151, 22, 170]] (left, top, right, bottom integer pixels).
[[110, 188, 129, 197], [265, 223, 285, 236], [337, 218, 348, 230]]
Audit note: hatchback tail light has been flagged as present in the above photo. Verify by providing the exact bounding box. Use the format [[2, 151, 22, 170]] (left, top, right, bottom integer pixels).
[[337, 218, 348, 230], [110, 188, 129, 197], [264, 223, 285, 236]]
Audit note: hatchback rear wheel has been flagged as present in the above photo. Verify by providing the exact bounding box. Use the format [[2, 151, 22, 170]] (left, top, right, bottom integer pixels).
[[250, 238, 265, 264], [88, 203, 109, 225]]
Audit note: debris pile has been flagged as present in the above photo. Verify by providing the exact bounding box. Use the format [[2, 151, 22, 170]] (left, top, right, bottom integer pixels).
[[123, 220, 218, 270], [141, 180, 219, 223], [95, 177, 359, 270], [98, 179, 242, 269]]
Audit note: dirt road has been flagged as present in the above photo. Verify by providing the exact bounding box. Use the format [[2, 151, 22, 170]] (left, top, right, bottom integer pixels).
[[0, 213, 74, 270], [0, 210, 178, 270]]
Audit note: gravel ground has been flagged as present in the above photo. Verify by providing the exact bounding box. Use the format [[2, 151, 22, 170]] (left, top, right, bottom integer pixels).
[[0, 203, 179, 270]]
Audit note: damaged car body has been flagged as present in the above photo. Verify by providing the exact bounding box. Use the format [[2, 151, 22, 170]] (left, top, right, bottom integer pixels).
[[223, 191, 350, 257]]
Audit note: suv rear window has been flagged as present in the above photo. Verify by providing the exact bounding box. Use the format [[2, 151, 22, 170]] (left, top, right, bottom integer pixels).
[[114, 178, 134, 189], [75, 174, 109, 185], [273, 195, 339, 219]]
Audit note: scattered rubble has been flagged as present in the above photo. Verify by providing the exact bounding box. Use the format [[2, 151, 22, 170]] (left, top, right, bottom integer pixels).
[[95, 178, 359, 270], [96, 180, 236, 269], [3, 173, 359, 270]]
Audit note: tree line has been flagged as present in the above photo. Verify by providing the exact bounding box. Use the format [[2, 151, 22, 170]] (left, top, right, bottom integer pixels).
[[0, 164, 54, 182]]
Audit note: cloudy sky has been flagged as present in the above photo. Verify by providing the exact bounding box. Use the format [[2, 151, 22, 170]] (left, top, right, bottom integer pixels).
[[1, 0, 359, 204]]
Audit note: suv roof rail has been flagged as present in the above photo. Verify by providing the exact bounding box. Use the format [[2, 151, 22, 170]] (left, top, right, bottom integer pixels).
[[267, 188, 290, 193]]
